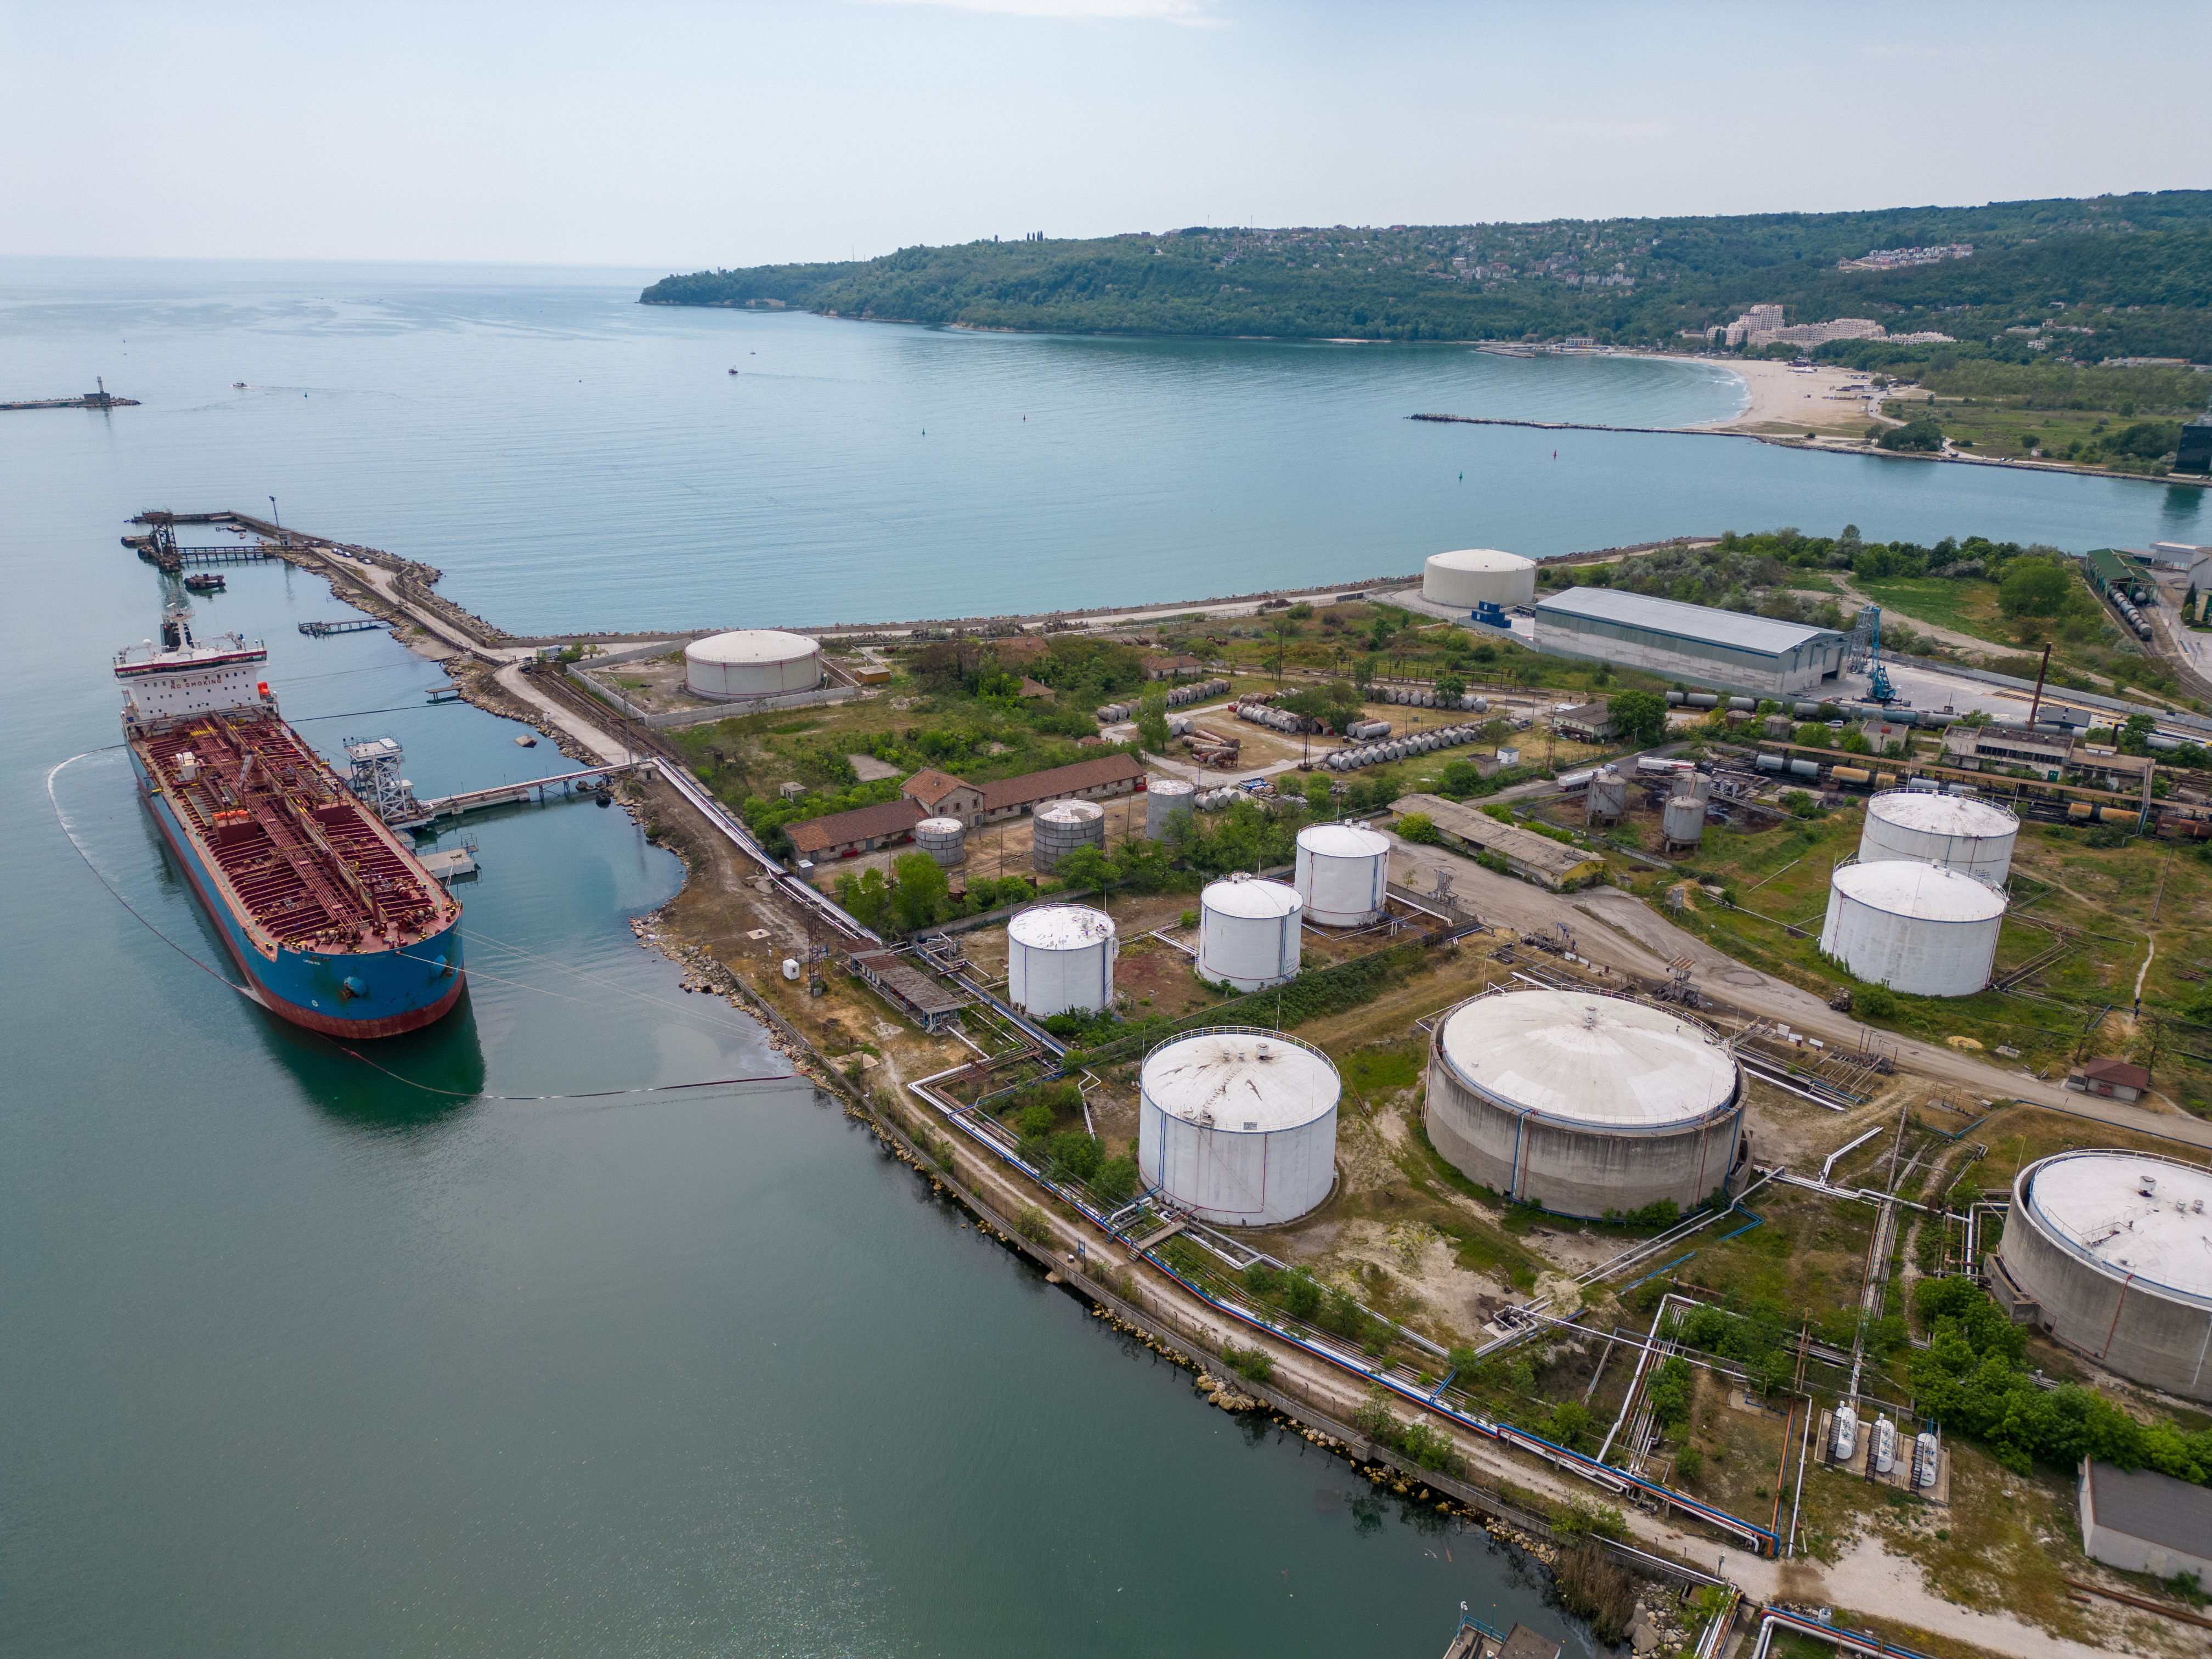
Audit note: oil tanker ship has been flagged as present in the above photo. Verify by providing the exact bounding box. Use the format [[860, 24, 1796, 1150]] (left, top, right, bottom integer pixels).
[[117, 618, 464, 1036]]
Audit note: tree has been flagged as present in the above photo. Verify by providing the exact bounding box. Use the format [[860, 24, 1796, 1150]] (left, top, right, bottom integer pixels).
[[1434, 673, 1466, 705], [1136, 691, 1171, 754], [1877, 420, 1943, 453], [890, 851, 949, 932], [1998, 558, 2074, 618], [833, 866, 893, 932], [1302, 771, 1334, 814], [1397, 811, 1440, 844], [1608, 689, 1667, 746]]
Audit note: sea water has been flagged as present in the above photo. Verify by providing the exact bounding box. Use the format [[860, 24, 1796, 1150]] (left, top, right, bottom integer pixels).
[[3, 256, 2199, 1656]]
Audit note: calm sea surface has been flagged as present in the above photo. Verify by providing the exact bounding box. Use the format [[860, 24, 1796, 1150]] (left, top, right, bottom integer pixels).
[[3, 258, 2203, 1657]]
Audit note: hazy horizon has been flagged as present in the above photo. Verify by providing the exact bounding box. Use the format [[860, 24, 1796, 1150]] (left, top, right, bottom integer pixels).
[[4, 0, 2205, 269]]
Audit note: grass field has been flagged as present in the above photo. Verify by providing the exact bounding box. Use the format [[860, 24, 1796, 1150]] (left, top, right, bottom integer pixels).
[[1883, 397, 2177, 474], [1848, 576, 2011, 646]]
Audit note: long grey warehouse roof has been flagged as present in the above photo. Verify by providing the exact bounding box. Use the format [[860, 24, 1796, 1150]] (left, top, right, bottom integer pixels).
[[1536, 588, 1845, 659]]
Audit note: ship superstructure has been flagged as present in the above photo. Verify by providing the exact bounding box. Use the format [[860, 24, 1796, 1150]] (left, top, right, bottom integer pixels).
[[116, 620, 464, 1036]]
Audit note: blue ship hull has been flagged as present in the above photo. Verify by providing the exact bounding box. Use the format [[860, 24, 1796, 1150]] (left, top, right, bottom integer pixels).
[[129, 747, 464, 1037]]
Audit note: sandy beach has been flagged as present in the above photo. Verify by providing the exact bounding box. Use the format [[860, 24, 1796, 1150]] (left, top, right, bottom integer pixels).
[[1679, 355, 1885, 433]]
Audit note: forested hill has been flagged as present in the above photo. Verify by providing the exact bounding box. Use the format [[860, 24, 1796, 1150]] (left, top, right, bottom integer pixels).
[[643, 191, 2212, 366]]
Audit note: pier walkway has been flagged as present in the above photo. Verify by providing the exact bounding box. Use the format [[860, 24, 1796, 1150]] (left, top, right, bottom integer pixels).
[[411, 764, 646, 823]]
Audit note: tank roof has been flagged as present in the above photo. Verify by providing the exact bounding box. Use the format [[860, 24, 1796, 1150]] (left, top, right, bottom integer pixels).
[[1201, 878, 1302, 919], [916, 817, 965, 834], [685, 629, 820, 664], [1142, 1029, 1339, 1132], [1007, 904, 1115, 950], [1832, 861, 2006, 922], [1439, 990, 1737, 1129], [1866, 791, 2019, 837], [1427, 547, 1534, 573], [1297, 823, 1392, 858], [2023, 1153, 2212, 1299], [1148, 776, 1197, 795], [1035, 799, 1105, 823]]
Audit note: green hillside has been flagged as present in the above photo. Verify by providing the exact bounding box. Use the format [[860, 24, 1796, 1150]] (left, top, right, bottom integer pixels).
[[644, 192, 2212, 368]]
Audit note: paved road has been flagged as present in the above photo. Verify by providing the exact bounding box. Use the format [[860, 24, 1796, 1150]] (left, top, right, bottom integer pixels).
[[1381, 831, 2212, 1153]]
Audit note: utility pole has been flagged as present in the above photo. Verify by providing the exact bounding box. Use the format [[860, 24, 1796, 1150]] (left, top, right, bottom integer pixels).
[[2027, 642, 2052, 726], [268, 495, 286, 549]]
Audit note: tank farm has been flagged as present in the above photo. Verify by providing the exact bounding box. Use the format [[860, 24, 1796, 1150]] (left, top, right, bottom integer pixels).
[[109, 509, 2212, 1654]]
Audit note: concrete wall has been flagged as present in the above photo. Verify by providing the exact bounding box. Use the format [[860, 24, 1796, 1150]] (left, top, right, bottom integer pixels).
[[2000, 1176, 2212, 1404], [1424, 1042, 1744, 1218]]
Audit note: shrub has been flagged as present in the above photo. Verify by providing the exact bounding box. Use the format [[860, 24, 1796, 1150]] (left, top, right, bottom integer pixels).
[[1854, 984, 1898, 1019], [1092, 1155, 1139, 1205], [1397, 810, 1440, 844], [1222, 1344, 1276, 1384], [1013, 1205, 1053, 1245], [1673, 1447, 1703, 1483], [1553, 1543, 1637, 1646]]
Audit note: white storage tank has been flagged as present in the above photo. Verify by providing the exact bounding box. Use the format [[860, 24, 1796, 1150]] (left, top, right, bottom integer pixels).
[[1818, 861, 2005, 997], [1996, 1152, 2212, 1403], [683, 629, 824, 699], [1145, 778, 1197, 839], [1031, 799, 1107, 871], [913, 817, 966, 868], [1831, 1404, 1858, 1462], [1006, 904, 1116, 1017], [1198, 878, 1302, 992], [1859, 790, 2021, 884], [1423, 548, 1537, 611], [1294, 823, 1391, 927], [1138, 1028, 1340, 1226], [1425, 989, 1745, 1218]]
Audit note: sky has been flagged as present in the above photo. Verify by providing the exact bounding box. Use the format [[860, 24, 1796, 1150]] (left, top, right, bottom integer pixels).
[[4, 0, 2207, 271]]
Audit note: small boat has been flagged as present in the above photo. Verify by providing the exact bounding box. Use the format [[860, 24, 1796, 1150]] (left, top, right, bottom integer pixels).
[[183, 572, 227, 592], [728, 368, 740, 375], [232, 381, 247, 388]]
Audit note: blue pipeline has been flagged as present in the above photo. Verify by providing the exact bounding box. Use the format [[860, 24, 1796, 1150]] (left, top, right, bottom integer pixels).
[[926, 1085, 1781, 1554], [1623, 1251, 1698, 1292], [1716, 1200, 1765, 1244]]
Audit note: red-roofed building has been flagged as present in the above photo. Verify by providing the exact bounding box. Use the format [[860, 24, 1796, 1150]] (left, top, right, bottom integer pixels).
[[2067, 1057, 2151, 1102]]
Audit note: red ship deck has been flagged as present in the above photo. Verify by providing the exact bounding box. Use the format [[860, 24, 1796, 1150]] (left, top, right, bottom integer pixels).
[[134, 709, 455, 955]]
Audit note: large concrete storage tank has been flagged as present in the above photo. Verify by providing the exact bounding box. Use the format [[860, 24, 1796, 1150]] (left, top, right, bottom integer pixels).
[[1423, 548, 1537, 611], [1425, 989, 1745, 1218], [1996, 1152, 2212, 1403], [1860, 791, 2020, 884], [684, 630, 824, 699], [1294, 823, 1391, 927], [1138, 1028, 1339, 1226], [1661, 794, 1706, 851], [1819, 861, 2005, 997], [1031, 799, 1107, 871], [1007, 904, 1116, 1017], [1197, 878, 1302, 991], [1145, 778, 1197, 839]]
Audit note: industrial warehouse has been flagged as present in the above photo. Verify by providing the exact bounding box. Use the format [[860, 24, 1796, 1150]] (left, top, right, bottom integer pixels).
[[1532, 586, 1849, 695]]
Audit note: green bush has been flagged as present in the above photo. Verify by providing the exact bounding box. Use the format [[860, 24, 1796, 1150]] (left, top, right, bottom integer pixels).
[[1013, 1205, 1053, 1245], [1222, 1344, 1276, 1384], [1397, 810, 1440, 844], [1854, 984, 1898, 1019]]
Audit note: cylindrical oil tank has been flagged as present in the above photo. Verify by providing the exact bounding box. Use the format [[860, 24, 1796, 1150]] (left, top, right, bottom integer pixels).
[[2098, 806, 2137, 827], [1424, 989, 1745, 1218], [1145, 778, 1197, 839], [1031, 799, 1106, 871], [1756, 753, 1785, 773], [2068, 801, 2095, 822], [1681, 773, 1713, 806], [1872, 1417, 1897, 1475], [1197, 878, 1302, 991], [1860, 791, 2020, 884], [684, 629, 824, 699], [913, 816, 967, 867], [1998, 1152, 2212, 1403], [1818, 861, 2005, 997], [1685, 693, 1720, 710], [1138, 1028, 1339, 1226], [1423, 548, 1538, 610], [1586, 769, 1629, 823], [1294, 823, 1391, 927], [1006, 904, 1116, 1017], [1662, 795, 1706, 848]]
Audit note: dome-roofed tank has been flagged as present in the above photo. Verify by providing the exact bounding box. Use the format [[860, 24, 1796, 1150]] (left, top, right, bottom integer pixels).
[[1007, 904, 1116, 1017], [1818, 860, 2005, 997], [1423, 548, 1538, 611], [1294, 822, 1391, 927], [683, 629, 824, 699], [1138, 1027, 1339, 1226], [1425, 989, 1745, 1218], [1197, 878, 1302, 992], [1859, 790, 2021, 885], [1995, 1152, 2212, 1403]]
